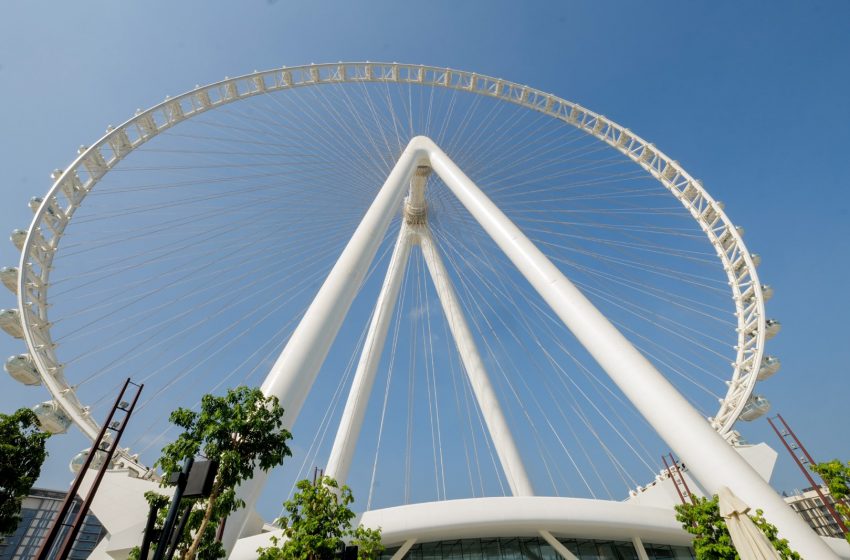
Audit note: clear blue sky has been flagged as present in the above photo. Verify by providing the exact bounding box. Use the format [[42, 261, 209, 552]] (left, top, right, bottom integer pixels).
[[1, 0, 848, 519]]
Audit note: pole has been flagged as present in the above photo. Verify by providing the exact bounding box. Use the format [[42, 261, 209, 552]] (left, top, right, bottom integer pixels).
[[325, 225, 413, 485], [670, 454, 695, 503], [418, 226, 533, 496], [34, 378, 132, 560], [139, 501, 162, 560], [165, 504, 193, 560], [153, 457, 194, 560], [420, 136, 838, 559], [662, 455, 686, 505], [222, 139, 425, 551], [55, 380, 143, 559], [778, 413, 850, 512], [768, 416, 847, 533], [226, 136, 838, 558], [776, 414, 819, 467]]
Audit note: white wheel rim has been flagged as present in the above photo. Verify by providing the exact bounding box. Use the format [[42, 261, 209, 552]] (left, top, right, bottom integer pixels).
[[16, 62, 766, 472]]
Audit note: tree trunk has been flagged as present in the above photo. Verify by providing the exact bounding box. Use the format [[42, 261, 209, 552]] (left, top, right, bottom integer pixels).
[[182, 476, 223, 560]]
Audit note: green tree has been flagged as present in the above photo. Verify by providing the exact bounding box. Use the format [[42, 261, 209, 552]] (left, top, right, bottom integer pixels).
[[156, 386, 292, 560], [811, 459, 850, 543], [674, 495, 800, 560], [0, 408, 51, 536], [750, 509, 801, 560], [257, 475, 383, 560], [350, 525, 384, 560], [675, 496, 737, 559]]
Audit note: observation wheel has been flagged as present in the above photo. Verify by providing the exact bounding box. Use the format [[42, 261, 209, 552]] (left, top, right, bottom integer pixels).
[[2, 63, 780, 506]]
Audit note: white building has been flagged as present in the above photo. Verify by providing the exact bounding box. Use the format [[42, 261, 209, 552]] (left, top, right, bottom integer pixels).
[[73, 443, 850, 560]]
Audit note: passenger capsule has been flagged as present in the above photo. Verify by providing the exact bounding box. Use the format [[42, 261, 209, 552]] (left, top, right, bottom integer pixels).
[[0, 266, 17, 293], [69, 448, 108, 473], [10, 229, 27, 251], [32, 400, 71, 433], [736, 226, 745, 236], [751, 253, 761, 267], [29, 196, 59, 218], [740, 394, 771, 421], [762, 285, 774, 301], [0, 309, 24, 339], [765, 319, 781, 339], [5, 354, 40, 385], [757, 355, 781, 381]]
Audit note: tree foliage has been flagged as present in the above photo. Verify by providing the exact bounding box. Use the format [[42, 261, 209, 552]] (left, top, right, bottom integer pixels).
[[0, 408, 51, 536], [811, 459, 850, 543], [675, 495, 800, 560], [749, 509, 800, 560], [155, 386, 292, 560], [350, 525, 384, 560], [675, 496, 736, 559], [257, 475, 383, 560]]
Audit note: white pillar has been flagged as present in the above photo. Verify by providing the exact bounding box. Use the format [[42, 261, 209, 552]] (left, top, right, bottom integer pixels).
[[417, 225, 534, 496], [418, 136, 836, 559], [259, 147, 423, 421], [223, 141, 427, 551], [538, 529, 579, 560], [539, 530, 580, 560], [326, 224, 413, 484], [631, 536, 650, 560], [228, 136, 833, 559], [326, 224, 533, 496], [389, 539, 418, 560]]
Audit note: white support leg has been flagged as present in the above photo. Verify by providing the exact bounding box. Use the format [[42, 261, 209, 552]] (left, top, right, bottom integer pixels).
[[326, 220, 533, 497], [417, 225, 534, 496], [227, 136, 833, 559], [390, 539, 418, 560], [631, 536, 650, 560], [223, 141, 426, 551], [539, 530, 580, 560], [326, 223, 414, 484], [418, 136, 836, 559]]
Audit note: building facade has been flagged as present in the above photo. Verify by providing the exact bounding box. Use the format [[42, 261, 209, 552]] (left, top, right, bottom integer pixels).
[[785, 486, 846, 539], [378, 536, 695, 560], [0, 488, 106, 560]]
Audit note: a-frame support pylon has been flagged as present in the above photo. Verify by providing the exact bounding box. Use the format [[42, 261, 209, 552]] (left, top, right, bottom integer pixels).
[[223, 136, 835, 560], [324, 215, 534, 497]]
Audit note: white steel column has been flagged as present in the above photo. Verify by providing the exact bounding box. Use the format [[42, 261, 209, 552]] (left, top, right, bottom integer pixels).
[[224, 141, 427, 550], [325, 224, 414, 484], [259, 146, 422, 421], [539, 530, 580, 560], [631, 536, 650, 560], [418, 226, 534, 496], [390, 539, 418, 560], [326, 177, 533, 495], [228, 136, 832, 558], [418, 136, 835, 559]]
